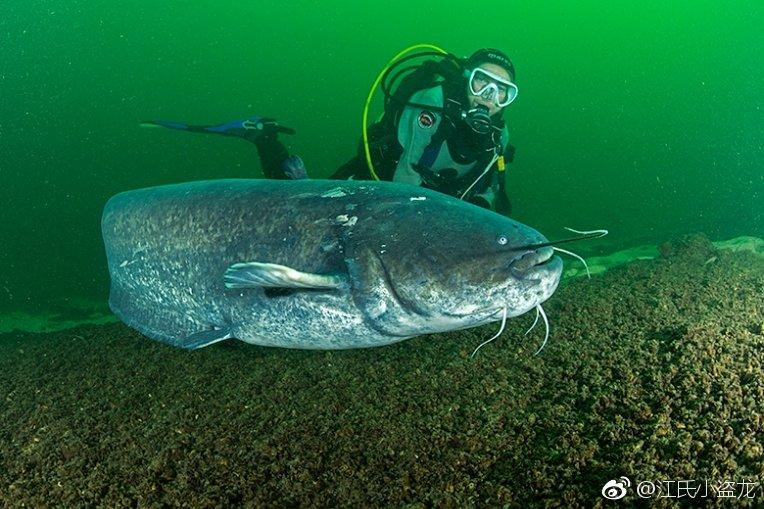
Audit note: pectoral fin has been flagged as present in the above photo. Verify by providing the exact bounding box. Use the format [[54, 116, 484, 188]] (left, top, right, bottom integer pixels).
[[183, 327, 233, 349], [224, 262, 344, 290]]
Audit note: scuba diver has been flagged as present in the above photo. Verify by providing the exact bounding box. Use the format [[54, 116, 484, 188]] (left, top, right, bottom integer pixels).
[[142, 46, 518, 214]]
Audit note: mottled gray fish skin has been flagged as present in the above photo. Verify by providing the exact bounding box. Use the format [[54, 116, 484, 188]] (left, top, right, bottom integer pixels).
[[101, 179, 563, 349]]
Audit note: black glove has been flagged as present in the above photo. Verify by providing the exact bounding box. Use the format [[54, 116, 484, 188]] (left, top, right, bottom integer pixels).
[[494, 192, 512, 216], [468, 195, 492, 210]]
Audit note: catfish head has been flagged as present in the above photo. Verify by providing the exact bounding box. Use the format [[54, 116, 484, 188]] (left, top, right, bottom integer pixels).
[[342, 192, 563, 338]]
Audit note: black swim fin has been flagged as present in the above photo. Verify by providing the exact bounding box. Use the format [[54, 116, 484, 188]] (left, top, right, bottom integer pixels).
[[140, 117, 295, 137]]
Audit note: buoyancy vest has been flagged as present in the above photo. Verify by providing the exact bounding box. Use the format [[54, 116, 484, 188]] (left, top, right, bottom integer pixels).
[[391, 85, 509, 200]]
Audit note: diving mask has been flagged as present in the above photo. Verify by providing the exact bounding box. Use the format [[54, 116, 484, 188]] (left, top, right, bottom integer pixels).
[[467, 67, 518, 108]]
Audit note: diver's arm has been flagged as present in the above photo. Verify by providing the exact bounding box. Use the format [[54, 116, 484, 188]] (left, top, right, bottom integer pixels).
[[471, 168, 512, 215], [494, 143, 515, 215], [477, 142, 514, 215], [494, 179, 512, 216], [470, 173, 498, 210]]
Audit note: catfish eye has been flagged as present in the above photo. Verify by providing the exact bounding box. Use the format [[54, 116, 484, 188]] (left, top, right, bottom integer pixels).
[[497, 235, 508, 245]]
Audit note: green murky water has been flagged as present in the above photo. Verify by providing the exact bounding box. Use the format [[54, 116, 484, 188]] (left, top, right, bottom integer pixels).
[[0, 0, 761, 316]]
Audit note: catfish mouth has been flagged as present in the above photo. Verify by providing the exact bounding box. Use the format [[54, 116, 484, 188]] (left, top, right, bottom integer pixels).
[[510, 247, 553, 271], [509, 248, 562, 279]]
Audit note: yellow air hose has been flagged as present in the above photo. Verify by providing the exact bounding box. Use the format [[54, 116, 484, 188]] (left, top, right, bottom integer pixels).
[[362, 44, 447, 180]]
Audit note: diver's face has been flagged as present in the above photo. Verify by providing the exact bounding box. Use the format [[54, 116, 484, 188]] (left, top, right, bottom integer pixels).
[[468, 63, 512, 117]]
